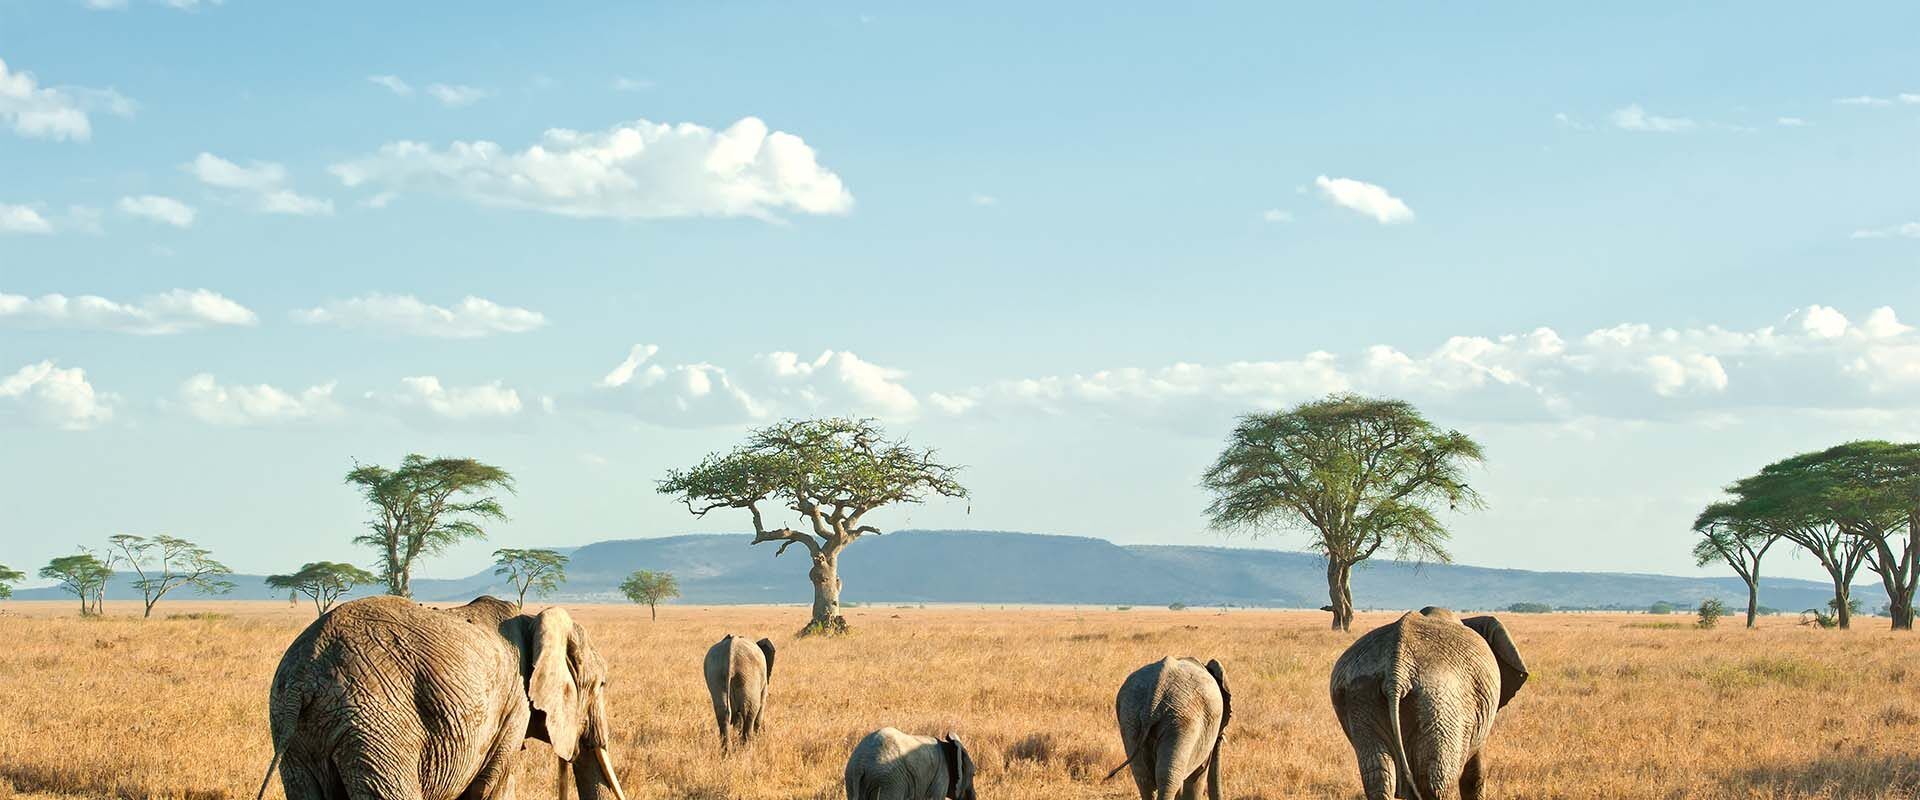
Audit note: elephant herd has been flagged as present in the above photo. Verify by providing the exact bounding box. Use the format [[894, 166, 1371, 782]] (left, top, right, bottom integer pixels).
[[259, 597, 1526, 800]]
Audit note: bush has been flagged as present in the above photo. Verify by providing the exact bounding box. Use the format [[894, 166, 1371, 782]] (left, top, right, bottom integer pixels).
[[1505, 602, 1552, 614], [1697, 598, 1725, 629], [1648, 601, 1677, 615], [1168, 602, 1188, 611]]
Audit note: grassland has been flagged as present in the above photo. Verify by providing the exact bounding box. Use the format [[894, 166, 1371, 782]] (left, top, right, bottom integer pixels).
[[0, 601, 1914, 799]]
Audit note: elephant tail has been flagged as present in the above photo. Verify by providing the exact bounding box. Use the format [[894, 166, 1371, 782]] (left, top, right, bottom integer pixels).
[[1103, 715, 1165, 781], [1384, 675, 1430, 800], [253, 695, 307, 800]]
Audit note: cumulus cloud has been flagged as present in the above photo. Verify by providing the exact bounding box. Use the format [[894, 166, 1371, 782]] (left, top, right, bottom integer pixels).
[[1610, 104, 1696, 133], [0, 361, 113, 430], [0, 57, 133, 141], [0, 204, 52, 234], [187, 153, 333, 216], [292, 293, 546, 338], [928, 305, 1920, 424], [0, 289, 257, 334], [179, 373, 338, 426], [118, 195, 196, 227], [593, 345, 915, 426], [379, 376, 522, 420], [330, 116, 853, 221], [1313, 176, 1413, 224], [425, 84, 486, 108]]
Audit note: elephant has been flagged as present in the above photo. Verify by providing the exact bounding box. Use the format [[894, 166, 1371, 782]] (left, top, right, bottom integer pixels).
[[1106, 656, 1232, 800], [843, 727, 977, 800], [260, 596, 629, 800], [1329, 607, 1528, 800], [702, 633, 775, 751]]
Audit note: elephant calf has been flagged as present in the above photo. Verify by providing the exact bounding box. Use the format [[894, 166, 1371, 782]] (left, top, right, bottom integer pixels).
[[703, 633, 776, 751], [1107, 657, 1231, 800], [1330, 607, 1528, 800], [844, 727, 977, 800]]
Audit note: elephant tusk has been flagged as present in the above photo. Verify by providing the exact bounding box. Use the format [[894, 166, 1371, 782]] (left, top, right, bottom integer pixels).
[[555, 756, 572, 800], [596, 748, 629, 800]]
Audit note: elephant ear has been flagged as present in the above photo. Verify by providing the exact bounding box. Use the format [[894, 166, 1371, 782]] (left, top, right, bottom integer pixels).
[[526, 607, 583, 761], [1463, 615, 1528, 707], [756, 637, 776, 681], [1205, 658, 1232, 734], [940, 733, 965, 800]]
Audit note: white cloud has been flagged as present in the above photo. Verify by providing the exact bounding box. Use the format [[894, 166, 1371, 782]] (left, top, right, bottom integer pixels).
[[929, 305, 1920, 424], [1609, 104, 1696, 133], [1903, 93, 1920, 105], [382, 376, 522, 419], [187, 153, 333, 216], [1852, 222, 1920, 240], [1835, 95, 1894, 107], [1261, 209, 1295, 223], [293, 293, 546, 338], [118, 195, 196, 227], [0, 289, 257, 334], [0, 361, 113, 430], [1313, 176, 1414, 224], [179, 373, 337, 426], [368, 75, 413, 96], [1553, 112, 1592, 131], [594, 345, 916, 426], [331, 116, 853, 221], [611, 77, 655, 92], [0, 57, 132, 142], [0, 204, 53, 234], [1775, 116, 1808, 127], [84, 0, 129, 8], [426, 83, 486, 108]]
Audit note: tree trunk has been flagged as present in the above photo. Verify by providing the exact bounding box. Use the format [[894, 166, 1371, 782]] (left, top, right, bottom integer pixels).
[[649, 602, 657, 621], [1834, 579, 1852, 630], [808, 550, 845, 634], [1745, 581, 1759, 629], [1326, 560, 1354, 632], [517, 586, 528, 608], [1890, 592, 1914, 631]]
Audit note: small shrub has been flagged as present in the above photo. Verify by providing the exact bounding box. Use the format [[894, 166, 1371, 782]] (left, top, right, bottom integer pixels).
[[1648, 601, 1677, 615], [1697, 598, 1725, 629], [1115, 606, 1132, 611], [1168, 602, 1188, 611]]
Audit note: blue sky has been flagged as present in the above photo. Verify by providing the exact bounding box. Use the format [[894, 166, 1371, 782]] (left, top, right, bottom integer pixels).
[[3, 2, 1918, 587]]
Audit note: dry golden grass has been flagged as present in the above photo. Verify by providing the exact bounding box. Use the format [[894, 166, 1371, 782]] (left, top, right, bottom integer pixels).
[[1, 601, 1916, 799]]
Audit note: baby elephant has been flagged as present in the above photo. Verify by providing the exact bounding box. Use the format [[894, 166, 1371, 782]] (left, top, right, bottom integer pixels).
[[1108, 657, 1231, 800], [1330, 607, 1528, 800], [844, 727, 977, 800], [703, 633, 775, 751]]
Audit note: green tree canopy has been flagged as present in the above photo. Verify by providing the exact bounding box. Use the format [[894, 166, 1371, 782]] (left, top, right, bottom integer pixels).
[[345, 454, 514, 597], [492, 548, 569, 607], [0, 563, 23, 601], [1691, 501, 1782, 629], [266, 561, 377, 616], [106, 534, 235, 618], [40, 552, 112, 616], [1201, 394, 1485, 631], [619, 570, 680, 620], [657, 417, 967, 635]]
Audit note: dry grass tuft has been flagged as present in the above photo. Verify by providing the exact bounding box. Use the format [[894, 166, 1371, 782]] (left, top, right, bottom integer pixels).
[[0, 602, 1916, 799]]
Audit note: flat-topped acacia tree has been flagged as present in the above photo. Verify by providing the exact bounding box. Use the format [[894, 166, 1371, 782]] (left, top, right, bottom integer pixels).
[[658, 417, 967, 635]]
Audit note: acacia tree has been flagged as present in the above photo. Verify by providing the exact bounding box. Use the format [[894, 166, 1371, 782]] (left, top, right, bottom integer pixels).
[[1750, 442, 1919, 630], [106, 534, 236, 618], [0, 563, 22, 601], [345, 455, 514, 597], [1202, 394, 1485, 632], [266, 562, 377, 616], [620, 570, 680, 621], [1725, 472, 1872, 630], [658, 417, 968, 635], [1691, 502, 1782, 629], [40, 552, 112, 616], [492, 548, 570, 607]]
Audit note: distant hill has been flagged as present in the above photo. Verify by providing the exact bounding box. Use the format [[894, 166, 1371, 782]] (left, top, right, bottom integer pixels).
[[12, 530, 1883, 613]]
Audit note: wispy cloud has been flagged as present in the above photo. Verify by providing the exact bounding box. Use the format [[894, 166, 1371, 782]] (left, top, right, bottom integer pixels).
[[1835, 95, 1894, 107], [1261, 209, 1295, 223], [187, 153, 334, 216], [1775, 116, 1808, 127], [1609, 104, 1695, 133], [611, 77, 655, 92], [293, 293, 547, 338], [118, 195, 196, 228], [368, 75, 413, 96], [1852, 222, 1920, 240], [425, 83, 486, 108], [0, 289, 257, 334]]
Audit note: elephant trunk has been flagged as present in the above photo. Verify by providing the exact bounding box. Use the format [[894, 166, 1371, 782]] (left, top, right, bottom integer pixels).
[[571, 746, 628, 800]]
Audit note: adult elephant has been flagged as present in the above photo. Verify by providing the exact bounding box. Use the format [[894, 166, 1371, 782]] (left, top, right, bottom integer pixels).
[[843, 727, 977, 800], [1330, 607, 1528, 800], [261, 596, 629, 800], [1106, 657, 1231, 800], [703, 633, 775, 752]]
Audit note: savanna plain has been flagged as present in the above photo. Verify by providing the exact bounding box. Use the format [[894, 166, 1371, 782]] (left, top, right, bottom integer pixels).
[[0, 602, 1913, 800]]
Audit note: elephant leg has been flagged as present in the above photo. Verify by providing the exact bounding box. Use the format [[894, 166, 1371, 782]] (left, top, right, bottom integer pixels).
[[1126, 748, 1156, 800], [461, 720, 524, 800], [711, 696, 732, 752], [1153, 734, 1189, 800], [1179, 762, 1206, 800], [277, 755, 341, 800], [1459, 750, 1485, 800], [1338, 691, 1398, 800]]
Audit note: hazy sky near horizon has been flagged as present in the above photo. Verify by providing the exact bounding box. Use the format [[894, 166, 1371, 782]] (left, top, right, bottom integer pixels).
[[3, 3, 1919, 588]]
